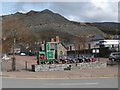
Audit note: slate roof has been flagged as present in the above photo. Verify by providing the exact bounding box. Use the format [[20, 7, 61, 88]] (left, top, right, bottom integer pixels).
[[91, 34, 104, 41]]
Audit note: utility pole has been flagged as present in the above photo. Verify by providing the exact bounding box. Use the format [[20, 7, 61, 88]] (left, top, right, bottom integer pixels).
[[12, 30, 16, 70]]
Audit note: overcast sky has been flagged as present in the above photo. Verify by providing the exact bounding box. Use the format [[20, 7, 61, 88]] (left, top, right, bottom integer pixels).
[[0, 0, 119, 22]]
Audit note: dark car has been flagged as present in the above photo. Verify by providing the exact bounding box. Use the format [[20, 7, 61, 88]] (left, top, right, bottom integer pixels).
[[60, 55, 76, 64], [109, 52, 120, 62], [29, 52, 35, 56], [78, 55, 90, 62], [67, 54, 92, 63], [67, 55, 77, 63], [78, 54, 95, 63]]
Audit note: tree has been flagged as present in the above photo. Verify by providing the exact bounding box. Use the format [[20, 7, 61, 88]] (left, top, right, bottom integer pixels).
[[74, 34, 92, 56], [2, 16, 36, 53]]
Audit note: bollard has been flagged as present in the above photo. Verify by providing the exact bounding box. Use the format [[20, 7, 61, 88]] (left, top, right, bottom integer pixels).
[[25, 61, 28, 71], [12, 57, 16, 70]]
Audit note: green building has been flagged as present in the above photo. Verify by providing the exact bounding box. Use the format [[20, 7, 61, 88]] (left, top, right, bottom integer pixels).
[[37, 40, 67, 64]]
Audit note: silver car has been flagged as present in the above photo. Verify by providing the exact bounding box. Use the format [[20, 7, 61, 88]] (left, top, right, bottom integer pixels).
[[1, 54, 11, 60], [109, 52, 120, 62]]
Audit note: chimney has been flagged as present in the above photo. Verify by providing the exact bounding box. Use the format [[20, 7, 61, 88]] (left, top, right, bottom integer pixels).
[[51, 38, 54, 42], [56, 36, 60, 42]]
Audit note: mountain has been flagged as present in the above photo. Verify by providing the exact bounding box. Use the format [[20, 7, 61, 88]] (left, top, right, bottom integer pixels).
[[2, 9, 118, 44], [91, 22, 120, 35], [71, 21, 120, 35]]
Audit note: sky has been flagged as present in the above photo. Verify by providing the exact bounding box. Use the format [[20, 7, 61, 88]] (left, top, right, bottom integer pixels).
[[0, 0, 119, 22]]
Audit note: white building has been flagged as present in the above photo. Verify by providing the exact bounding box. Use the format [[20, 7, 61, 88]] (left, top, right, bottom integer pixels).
[[99, 40, 119, 47], [99, 40, 120, 50]]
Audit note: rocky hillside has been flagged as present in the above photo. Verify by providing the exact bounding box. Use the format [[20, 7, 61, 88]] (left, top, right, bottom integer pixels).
[[2, 9, 119, 52], [91, 22, 120, 35], [71, 21, 120, 35], [2, 9, 120, 45], [2, 9, 105, 41]]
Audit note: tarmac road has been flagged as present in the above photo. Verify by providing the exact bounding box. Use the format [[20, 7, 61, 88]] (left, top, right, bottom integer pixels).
[[2, 77, 118, 88]]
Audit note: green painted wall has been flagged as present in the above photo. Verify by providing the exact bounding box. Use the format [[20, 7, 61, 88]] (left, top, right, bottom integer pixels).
[[46, 50, 55, 59]]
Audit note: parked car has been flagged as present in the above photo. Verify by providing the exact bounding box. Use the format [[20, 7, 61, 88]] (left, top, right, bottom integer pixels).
[[84, 54, 96, 62], [28, 52, 35, 56], [60, 55, 76, 63], [1, 54, 11, 60], [60, 54, 96, 63], [77, 54, 96, 63], [15, 50, 21, 55], [67, 55, 76, 63], [109, 52, 120, 62], [20, 52, 26, 56]]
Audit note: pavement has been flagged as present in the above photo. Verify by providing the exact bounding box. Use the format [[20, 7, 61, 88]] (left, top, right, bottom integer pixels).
[[1, 55, 119, 79], [1, 65, 118, 79]]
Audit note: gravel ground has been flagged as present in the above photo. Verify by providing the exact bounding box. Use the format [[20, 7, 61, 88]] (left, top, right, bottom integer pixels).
[[1, 55, 119, 78]]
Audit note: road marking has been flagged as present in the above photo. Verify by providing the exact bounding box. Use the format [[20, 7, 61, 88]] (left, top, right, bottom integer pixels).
[[46, 83, 99, 86]]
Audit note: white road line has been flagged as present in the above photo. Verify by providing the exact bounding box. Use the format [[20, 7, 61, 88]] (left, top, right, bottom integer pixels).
[[46, 83, 99, 86]]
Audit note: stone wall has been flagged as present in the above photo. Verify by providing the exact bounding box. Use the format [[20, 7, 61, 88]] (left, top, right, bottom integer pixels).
[[32, 61, 107, 72]]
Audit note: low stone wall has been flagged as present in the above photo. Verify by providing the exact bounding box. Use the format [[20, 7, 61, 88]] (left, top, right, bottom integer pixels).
[[32, 61, 107, 72]]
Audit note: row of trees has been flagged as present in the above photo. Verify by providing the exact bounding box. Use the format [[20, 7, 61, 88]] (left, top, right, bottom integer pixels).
[[73, 35, 92, 51]]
